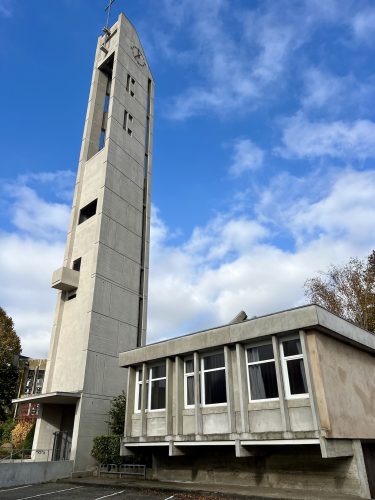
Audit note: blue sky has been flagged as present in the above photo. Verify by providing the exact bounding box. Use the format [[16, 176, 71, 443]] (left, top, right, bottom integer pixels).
[[1, 0, 375, 357]]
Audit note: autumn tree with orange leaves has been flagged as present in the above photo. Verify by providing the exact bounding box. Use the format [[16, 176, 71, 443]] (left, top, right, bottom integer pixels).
[[304, 250, 375, 333]]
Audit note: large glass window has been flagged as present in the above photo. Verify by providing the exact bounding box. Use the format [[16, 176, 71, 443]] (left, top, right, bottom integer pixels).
[[134, 364, 166, 412], [247, 343, 278, 401], [149, 364, 166, 410], [201, 352, 227, 405], [281, 338, 308, 398]]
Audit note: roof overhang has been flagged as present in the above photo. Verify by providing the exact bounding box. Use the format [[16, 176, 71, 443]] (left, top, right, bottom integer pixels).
[[119, 304, 375, 367], [12, 391, 81, 405]]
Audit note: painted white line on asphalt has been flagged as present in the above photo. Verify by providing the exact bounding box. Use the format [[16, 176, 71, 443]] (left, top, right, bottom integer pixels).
[[16, 485, 84, 500], [94, 490, 125, 500], [164, 496, 174, 500], [0, 484, 33, 492]]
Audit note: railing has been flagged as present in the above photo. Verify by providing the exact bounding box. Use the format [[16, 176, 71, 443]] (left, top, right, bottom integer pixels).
[[0, 448, 52, 463], [99, 463, 146, 479]]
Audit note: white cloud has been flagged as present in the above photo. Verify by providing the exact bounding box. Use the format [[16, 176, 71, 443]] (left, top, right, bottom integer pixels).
[[352, 8, 375, 42], [152, 0, 363, 120], [278, 114, 375, 160], [300, 68, 375, 117], [0, 233, 64, 358], [0, 0, 13, 18], [228, 139, 264, 176], [3, 167, 375, 357], [147, 168, 375, 343]]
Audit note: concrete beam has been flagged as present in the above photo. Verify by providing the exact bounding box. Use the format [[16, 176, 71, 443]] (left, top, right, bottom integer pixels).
[[168, 442, 185, 456], [320, 437, 354, 458], [235, 440, 254, 457]]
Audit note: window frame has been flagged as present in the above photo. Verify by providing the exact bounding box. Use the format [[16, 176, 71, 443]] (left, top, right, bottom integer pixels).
[[246, 340, 279, 403], [134, 363, 167, 413], [280, 335, 309, 400], [134, 367, 144, 413], [200, 350, 227, 407], [184, 357, 195, 408], [147, 363, 167, 412]]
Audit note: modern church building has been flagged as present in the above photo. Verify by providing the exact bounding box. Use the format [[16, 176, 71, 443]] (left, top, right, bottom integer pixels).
[[119, 305, 375, 499], [12, 9, 375, 500], [13, 12, 154, 470]]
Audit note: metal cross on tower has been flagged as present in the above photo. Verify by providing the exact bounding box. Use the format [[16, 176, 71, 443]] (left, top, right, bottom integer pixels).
[[104, 0, 115, 32]]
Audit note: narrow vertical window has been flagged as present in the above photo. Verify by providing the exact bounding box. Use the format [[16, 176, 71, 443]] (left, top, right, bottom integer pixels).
[[201, 352, 227, 405], [135, 367, 147, 412], [149, 364, 166, 410], [281, 338, 308, 398], [184, 359, 195, 407], [126, 74, 136, 97], [99, 77, 111, 151], [247, 343, 278, 401]]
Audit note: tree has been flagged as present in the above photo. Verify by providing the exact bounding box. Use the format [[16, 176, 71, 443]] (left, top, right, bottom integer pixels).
[[108, 391, 126, 435], [0, 307, 21, 421], [304, 250, 375, 333]]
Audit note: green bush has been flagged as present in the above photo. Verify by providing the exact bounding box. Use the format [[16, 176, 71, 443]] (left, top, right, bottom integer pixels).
[[91, 435, 122, 465], [22, 422, 36, 450], [0, 419, 16, 445]]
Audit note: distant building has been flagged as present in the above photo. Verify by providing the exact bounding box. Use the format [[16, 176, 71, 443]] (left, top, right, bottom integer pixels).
[[120, 305, 375, 500], [14, 357, 47, 419]]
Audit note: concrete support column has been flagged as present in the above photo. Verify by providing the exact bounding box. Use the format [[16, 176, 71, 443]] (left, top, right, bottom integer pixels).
[[174, 356, 184, 436], [300, 329, 319, 430], [166, 358, 174, 436], [224, 346, 236, 433], [272, 335, 290, 432], [124, 367, 136, 438], [352, 440, 371, 499], [193, 351, 202, 436], [235, 343, 249, 433], [169, 441, 185, 457], [140, 362, 148, 437]]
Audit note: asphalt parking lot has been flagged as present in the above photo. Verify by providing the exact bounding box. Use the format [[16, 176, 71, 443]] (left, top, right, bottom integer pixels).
[[0, 483, 175, 500], [0, 483, 241, 500]]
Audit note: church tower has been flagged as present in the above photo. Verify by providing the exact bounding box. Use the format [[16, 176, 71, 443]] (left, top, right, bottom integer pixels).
[[29, 13, 153, 470]]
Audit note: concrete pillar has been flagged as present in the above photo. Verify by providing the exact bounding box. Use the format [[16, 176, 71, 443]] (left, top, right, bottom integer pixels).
[[224, 346, 236, 433], [174, 356, 184, 436], [124, 367, 135, 438], [352, 440, 371, 499], [193, 352, 202, 436], [300, 329, 319, 430], [235, 343, 249, 433], [166, 358, 174, 437], [140, 363, 148, 437], [168, 442, 185, 456], [272, 335, 290, 432]]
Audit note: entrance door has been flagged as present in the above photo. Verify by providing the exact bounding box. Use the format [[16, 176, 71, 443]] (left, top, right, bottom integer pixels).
[[52, 431, 72, 461]]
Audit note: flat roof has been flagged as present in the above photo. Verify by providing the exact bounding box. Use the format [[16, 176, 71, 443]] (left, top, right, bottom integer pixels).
[[119, 304, 375, 367], [12, 391, 81, 405]]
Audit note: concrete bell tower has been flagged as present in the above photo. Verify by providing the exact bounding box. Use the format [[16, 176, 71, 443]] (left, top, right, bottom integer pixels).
[[27, 13, 153, 470]]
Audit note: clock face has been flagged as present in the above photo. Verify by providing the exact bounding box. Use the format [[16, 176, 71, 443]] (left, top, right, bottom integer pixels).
[[131, 45, 146, 67]]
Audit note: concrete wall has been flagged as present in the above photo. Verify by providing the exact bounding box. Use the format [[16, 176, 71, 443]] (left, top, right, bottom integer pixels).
[[34, 13, 154, 472], [125, 333, 315, 440], [0, 460, 73, 488], [307, 332, 375, 439], [152, 446, 365, 498]]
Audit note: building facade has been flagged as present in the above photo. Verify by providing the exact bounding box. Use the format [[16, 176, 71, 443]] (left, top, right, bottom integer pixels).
[[13, 13, 154, 470], [14, 357, 47, 420], [120, 305, 375, 499]]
